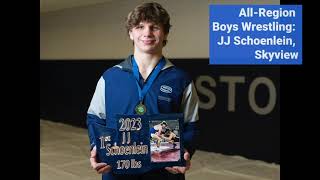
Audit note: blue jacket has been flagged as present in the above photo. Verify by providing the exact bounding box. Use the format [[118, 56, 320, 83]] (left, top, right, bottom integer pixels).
[[87, 55, 199, 179]]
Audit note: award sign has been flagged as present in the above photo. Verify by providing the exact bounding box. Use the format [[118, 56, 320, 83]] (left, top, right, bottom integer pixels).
[[91, 113, 185, 174]]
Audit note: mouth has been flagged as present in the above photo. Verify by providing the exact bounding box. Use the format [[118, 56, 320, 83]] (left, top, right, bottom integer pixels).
[[142, 40, 156, 45]]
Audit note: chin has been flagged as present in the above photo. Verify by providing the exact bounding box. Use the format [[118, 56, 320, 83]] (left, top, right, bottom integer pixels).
[[140, 46, 160, 53], [144, 48, 161, 54]]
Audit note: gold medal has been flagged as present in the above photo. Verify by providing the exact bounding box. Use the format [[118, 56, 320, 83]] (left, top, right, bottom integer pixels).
[[135, 102, 146, 115]]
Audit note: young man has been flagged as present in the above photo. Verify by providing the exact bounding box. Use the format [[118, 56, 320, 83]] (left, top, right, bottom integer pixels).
[[150, 121, 168, 148], [86, 2, 199, 180]]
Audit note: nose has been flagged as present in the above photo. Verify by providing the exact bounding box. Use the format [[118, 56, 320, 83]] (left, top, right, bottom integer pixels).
[[143, 27, 152, 36]]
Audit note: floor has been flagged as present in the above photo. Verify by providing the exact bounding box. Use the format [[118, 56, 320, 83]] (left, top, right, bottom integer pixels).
[[40, 119, 280, 180]]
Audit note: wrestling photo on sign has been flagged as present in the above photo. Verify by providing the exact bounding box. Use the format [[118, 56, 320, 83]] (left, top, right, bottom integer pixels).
[[149, 119, 181, 163]]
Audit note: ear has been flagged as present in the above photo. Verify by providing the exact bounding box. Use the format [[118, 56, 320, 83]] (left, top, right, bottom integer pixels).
[[164, 34, 168, 41], [129, 31, 133, 40]]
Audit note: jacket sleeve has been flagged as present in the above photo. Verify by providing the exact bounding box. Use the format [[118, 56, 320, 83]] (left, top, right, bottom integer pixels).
[[180, 81, 199, 159], [86, 76, 107, 151]]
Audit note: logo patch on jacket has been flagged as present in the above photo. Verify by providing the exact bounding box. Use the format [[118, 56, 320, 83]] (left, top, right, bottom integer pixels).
[[160, 85, 172, 94]]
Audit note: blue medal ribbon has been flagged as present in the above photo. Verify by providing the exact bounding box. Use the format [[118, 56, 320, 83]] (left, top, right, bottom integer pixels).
[[132, 56, 166, 110]]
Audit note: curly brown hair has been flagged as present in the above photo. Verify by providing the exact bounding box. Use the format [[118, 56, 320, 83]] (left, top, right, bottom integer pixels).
[[125, 2, 171, 46]]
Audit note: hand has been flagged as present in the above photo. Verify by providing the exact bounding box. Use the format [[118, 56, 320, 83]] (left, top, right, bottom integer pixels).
[[165, 149, 191, 174], [89, 146, 111, 174]]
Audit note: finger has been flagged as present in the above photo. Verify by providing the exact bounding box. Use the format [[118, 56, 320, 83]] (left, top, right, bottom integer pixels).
[[175, 166, 186, 174], [97, 165, 112, 174], [93, 162, 108, 170], [185, 160, 191, 170], [90, 157, 97, 168], [89, 155, 99, 167], [184, 151, 190, 161], [165, 167, 179, 174], [90, 146, 97, 158]]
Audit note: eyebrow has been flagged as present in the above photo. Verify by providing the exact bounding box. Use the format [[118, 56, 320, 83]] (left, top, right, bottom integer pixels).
[[138, 22, 160, 26]]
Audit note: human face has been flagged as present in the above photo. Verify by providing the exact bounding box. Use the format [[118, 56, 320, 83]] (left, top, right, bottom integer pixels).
[[129, 21, 167, 54]]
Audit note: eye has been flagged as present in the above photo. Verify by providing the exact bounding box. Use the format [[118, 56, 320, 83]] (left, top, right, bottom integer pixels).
[[152, 26, 160, 31], [135, 25, 143, 30]]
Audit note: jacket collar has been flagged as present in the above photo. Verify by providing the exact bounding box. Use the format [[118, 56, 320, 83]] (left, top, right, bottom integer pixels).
[[114, 55, 174, 72]]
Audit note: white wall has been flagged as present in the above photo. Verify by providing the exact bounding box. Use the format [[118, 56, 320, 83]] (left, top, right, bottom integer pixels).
[[40, 0, 279, 60]]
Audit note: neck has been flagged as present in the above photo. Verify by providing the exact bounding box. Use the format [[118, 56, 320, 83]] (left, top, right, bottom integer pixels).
[[133, 53, 163, 81]]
